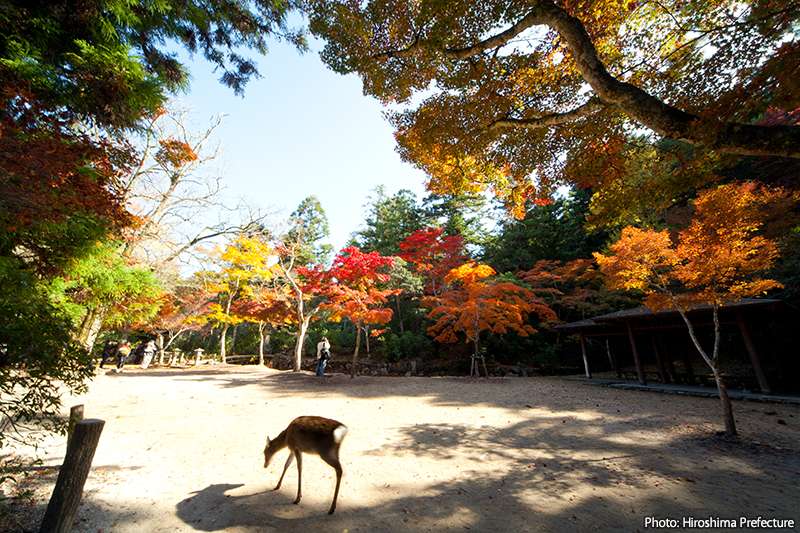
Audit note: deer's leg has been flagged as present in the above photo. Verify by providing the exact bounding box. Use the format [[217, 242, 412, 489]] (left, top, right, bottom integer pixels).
[[274, 452, 294, 490], [293, 451, 303, 504], [321, 449, 343, 514]]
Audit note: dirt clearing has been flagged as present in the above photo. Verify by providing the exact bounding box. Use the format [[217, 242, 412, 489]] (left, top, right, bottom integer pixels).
[[5, 366, 800, 532]]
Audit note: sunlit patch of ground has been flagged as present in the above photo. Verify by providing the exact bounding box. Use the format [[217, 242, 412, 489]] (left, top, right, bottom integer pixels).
[[4, 366, 800, 532]]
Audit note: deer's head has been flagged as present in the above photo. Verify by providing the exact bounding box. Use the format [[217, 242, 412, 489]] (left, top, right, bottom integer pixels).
[[263, 436, 273, 468]]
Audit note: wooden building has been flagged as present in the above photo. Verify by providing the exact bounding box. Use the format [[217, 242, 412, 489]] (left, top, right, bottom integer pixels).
[[554, 299, 789, 394]]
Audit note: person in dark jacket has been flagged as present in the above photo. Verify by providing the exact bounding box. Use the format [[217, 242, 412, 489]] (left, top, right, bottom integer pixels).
[[99, 340, 118, 369]]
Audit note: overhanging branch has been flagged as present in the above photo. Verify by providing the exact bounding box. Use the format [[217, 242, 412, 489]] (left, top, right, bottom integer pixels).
[[488, 97, 605, 131], [373, 1, 800, 158]]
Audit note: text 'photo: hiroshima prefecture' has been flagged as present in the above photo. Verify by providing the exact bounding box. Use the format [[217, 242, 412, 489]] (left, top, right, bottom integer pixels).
[[1, 1, 800, 532]]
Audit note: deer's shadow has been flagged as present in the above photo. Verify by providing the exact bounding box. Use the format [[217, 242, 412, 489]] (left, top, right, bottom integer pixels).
[[175, 483, 363, 532]]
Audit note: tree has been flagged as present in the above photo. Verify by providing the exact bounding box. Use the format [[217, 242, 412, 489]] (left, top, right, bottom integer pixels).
[[306, 0, 800, 215], [0, 0, 302, 447], [200, 235, 277, 363], [485, 188, 607, 272], [351, 187, 429, 255], [315, 247, 396, 377], [233, 284, 294, 365], [2, 0, 303, 126], [276, 198, 335, 371], [143, 284, 213, 365], [398, 227, 467, 295], [384, 258, 424, 334], [519, 258, 637, 322], [422, 192, 490, 249], [286, 196, 333, 266], [75, 110, 268, 351], [595, 182, 794, 436], [425, 262, 556, 376], [2, 0, 303, 270]]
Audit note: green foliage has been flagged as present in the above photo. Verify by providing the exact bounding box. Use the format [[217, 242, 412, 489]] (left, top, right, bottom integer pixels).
[[0, 256, 94, 448], [286, 196, 333, 265], [385, 258, 423, 295], [485, 188, 607, 272], [383, 331, 434, 362], [423, 193, 489, 249], [1, 0, 304, 129], [352, 187, 429, 255], [47, 242, 163, 329]]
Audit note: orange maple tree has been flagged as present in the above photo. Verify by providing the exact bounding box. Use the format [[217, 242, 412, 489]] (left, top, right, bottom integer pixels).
[[233, 284, 294, 365], [425, 262, 556, 377], [595, 182, 795, 436], [143, 286, 212, 365]]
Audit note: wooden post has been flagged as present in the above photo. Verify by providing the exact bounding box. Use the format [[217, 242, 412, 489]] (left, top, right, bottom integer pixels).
[[606, 338, 621, 378], [67, 405, 84, 442], [40, 419, 105, 533], [579, 334, 592, 379], [682, 336, 696, 384], [736, 312, 771, 394], [626, 322, 646, 385], [661, 337, 677, 382], [650, 336, 669, 384]]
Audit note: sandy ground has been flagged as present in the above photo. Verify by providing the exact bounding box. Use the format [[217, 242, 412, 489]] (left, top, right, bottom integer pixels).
[[5, 366, 800, 532]]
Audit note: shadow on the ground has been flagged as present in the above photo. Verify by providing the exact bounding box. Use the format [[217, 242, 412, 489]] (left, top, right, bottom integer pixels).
[[174, 421, 800, 532]]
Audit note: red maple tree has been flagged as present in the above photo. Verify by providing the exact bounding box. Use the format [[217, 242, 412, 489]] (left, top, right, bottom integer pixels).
[[398, 227, 466, 295]]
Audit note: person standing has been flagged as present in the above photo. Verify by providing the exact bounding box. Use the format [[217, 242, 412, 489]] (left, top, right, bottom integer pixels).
[[316, 336, 331, 377], [99, 340, 118, 369], [116, 340, 132, 372], [140, 339, 157, 369]]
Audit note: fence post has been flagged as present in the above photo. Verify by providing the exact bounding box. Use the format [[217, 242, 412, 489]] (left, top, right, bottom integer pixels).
[[39, 419, 105, 533]]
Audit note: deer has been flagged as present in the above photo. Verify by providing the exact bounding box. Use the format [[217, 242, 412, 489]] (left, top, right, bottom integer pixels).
[[263, 415, 348, 515]]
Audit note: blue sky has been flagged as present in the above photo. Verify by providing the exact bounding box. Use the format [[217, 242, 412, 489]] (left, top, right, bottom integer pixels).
[[172, 37, 428, 252]]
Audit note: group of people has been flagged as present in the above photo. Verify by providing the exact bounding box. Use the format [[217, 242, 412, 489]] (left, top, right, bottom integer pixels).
[[99, 338, 157, 372], [99, 336, 332, 375]]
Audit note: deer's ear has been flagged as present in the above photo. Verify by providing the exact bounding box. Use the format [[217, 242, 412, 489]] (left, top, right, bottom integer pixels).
[[265, 436, 271, 447]]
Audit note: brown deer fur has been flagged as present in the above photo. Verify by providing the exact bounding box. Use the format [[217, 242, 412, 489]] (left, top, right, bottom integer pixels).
[[263, 416, 347, 515]]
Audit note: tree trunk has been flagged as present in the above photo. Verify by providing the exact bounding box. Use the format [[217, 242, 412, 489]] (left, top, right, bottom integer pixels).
[[351, 324, 361, 379], [258, 322, 265, 366], [395, 294, 404, 333], [472, 336, 479, 377], [579, 333, 591, 379], [365, 325, 370, 355], [712, 366, 737, 437], [220, 324, 229, 364], [294, 315, 311, 372], [77, 306, 106, 352], [157, 333, 165, 365], [230, 324, 238, 356], [679, 306, 737, 437]]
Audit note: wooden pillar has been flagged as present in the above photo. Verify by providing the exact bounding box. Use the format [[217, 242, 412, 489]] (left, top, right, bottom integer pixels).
[[736, 312, 771, 394], [650, 336, 670, 384], [682, 336, 696, 384], [626, 322, 646, 385], [662, 337, 677, 382], [606, 338, 621, 378], [40, 419, 105, 533], [579, 333, 591, 379]]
